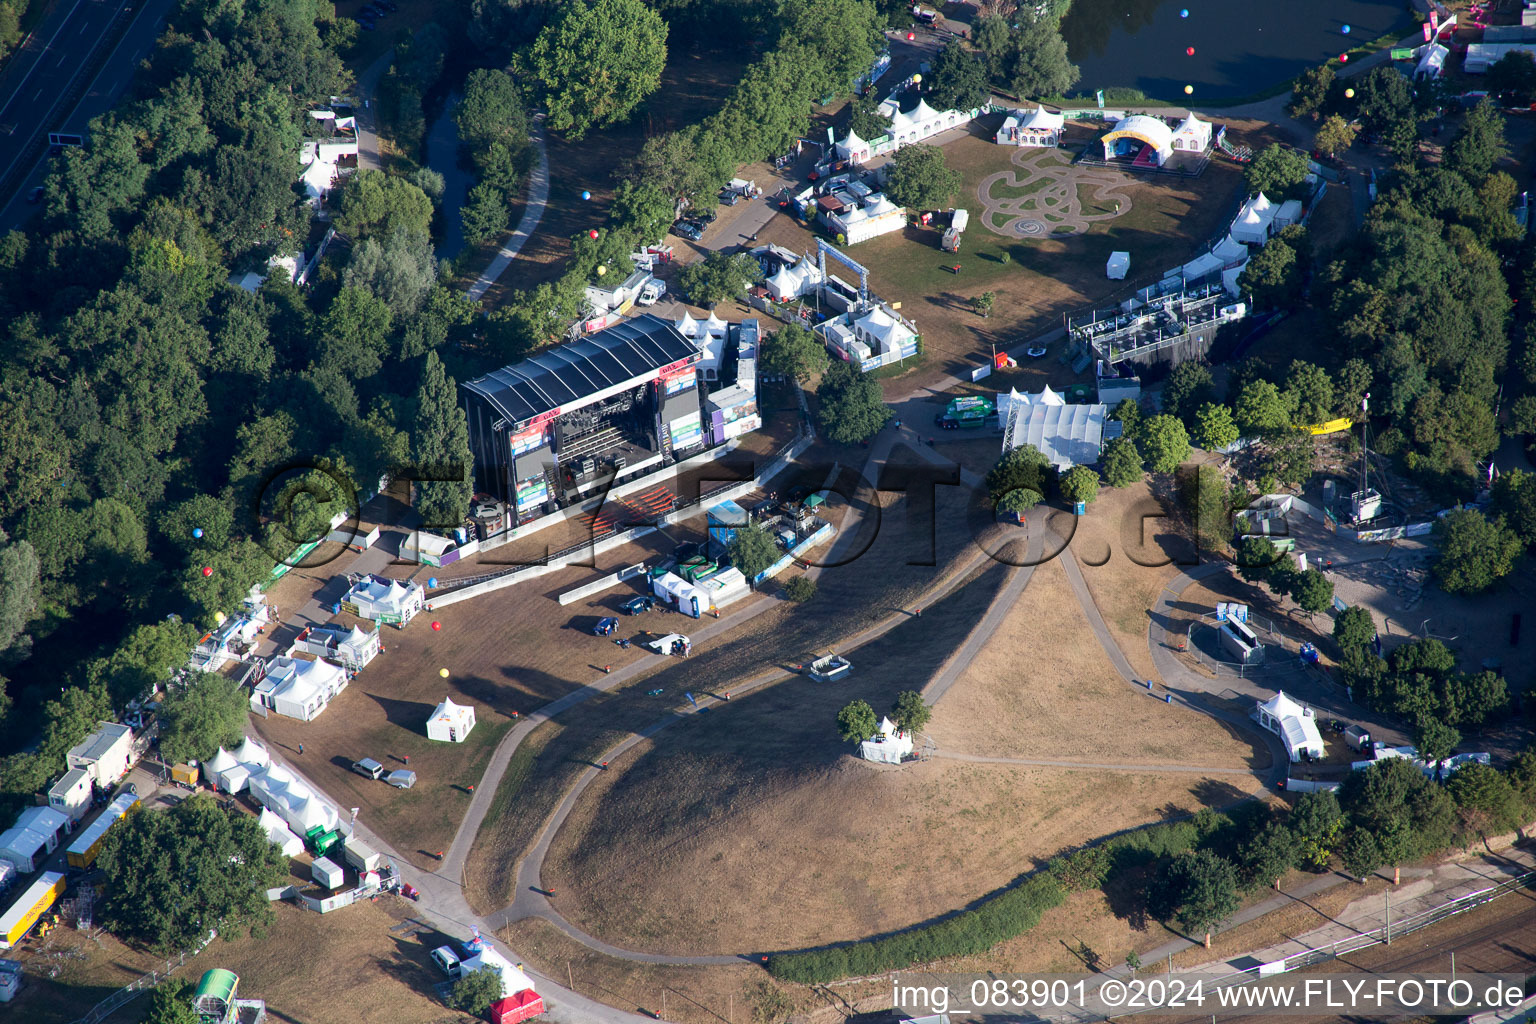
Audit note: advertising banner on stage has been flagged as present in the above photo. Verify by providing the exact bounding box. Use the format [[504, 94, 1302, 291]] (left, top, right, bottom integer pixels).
[[514, 476, 549, 511], [668, 412, 703, 451]]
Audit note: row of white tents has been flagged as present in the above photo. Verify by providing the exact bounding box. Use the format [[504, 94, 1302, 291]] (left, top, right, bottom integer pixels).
[[204, 739, 343, 848]]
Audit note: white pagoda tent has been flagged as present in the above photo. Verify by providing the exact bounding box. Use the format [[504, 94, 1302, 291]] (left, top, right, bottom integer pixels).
[[252, 656, 348, 722], [1016, 105, 1065, 147], [234, 736, 271, 772], [1231, 192, 1277, 245], [1170, 112, 1212, 153], [257, 807, 305, 857], [703, 311, 729, 337], [248, 762, 340, 836], [1253, 691, 1325, 762], [341, 575, 424, 627], [205, 747, 248, 793], [675, 311, 699, 338], [860, 716, 913, 764], [426, 697, 476, 743], [1212, 233, 1249, 267]]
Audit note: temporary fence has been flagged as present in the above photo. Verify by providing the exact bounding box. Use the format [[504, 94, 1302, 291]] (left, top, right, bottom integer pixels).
[[67, 932, 215, 1024]]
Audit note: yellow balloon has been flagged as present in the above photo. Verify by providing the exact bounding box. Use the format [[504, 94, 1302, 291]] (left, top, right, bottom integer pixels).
[[912, 74, 922, 84], [1184, 85, 1193, 95], [439, 668, 450, 678], [1345, 88, 1355, 98], [597, 265, 607, 276], [214, 611, 227, 624]]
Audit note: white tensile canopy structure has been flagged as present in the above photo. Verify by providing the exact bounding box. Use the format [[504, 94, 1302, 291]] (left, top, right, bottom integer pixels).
[[342, 576, 423, 624], [461, 947, 536, 997], [426, 697, 476, 743], [704, 311, 729, 337], [249, 762, 340, 836], [835, 126, 871, 164], [675, 311, 699, 338], [766, 265, 804, 302], [1213, 233, 1249, 267], [1001, 387, 1107, 470], [257, 808, 304, 857], [1231, 192, 1277, 245], [852, 305, 916, 355], [255, 656, 347, 722], [205, 748, 247, 793], [860, 716, 913, 764], [1254, 691, 1325, 762], [1170, 112, 1212, 152], [1106, 251, 1130, 280], [235, 736, 271, 772]]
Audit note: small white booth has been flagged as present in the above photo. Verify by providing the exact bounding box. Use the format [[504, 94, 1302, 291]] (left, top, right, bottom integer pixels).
[[1106, 251, 1130, 280], [652, 571, 708, 618], [1231, 192, 1277, 245], [860, 716, 913, 764], [205, 748, 250, 794], [340, 575, 424, 628], [426, 697, 476, 743]]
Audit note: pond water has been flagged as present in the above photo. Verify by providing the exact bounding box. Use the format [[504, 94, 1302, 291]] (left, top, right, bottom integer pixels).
[[1059, 0, 1415, 102]]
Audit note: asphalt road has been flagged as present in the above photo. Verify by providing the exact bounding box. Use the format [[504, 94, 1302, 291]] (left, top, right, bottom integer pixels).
[[0, 0, 174, 231]]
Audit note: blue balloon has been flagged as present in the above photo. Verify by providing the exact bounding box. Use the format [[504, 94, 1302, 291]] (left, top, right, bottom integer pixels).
[[193, 528, 204, 539], [581, 190, 591, 200], [1342, 23, 1351, 33], [427, 577, 438, 588], [1179, 8, 1188, 16]]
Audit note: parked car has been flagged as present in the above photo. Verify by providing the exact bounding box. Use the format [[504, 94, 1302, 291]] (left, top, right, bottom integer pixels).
[[430, 946, 462, 979], [720, 191, 740, 206], [622, 596, 655, 615], [386, 769, 417, 789], [352, 758, 385, 780], [672, 221, 703, 241], [26, 186, 44, 203], [593, 617, 619, 636]]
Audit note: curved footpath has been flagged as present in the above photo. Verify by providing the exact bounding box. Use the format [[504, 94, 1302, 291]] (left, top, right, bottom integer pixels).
[[466, 116, 550, 302]]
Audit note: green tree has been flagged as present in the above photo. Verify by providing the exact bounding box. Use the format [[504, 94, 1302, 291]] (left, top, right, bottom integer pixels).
[[1059, 465, 1100, 506], [1339, 826, 1383, 881], [1488, 50, 1536, 106], [1161, 362, 1214, 424], [143, 978, 197, 1024], [159, 673, 250, 764], [1491, 468, 1536, 548], [0, 528, 39, 661], [1101, 437, 1141, 488], [1156, 850, 1240, 946], [461, 181, 511, 246], [1287, 63, 1335, 120], [1432, 508, 1522, 594], [342, 231, 437, 316], [785, 576, 817, 602], [986, 443, 1050, 505], [1244, 144, 1309, 199], [1444, 100, 1507, 184], [1353, 65, 1418, 157], [1005, 10, 1079, 99], [1181, 464, 1230, 553], [98, 794, 287, 953], [815, 360, 890, 444], [1447, 762, 1526, 837], [1285, 361, 1336, 426], [1332, 605, 1375, 651], [891, 690, 931, 734], [1238, 238, 1300, 309], [516, 0, 668, 139], [972, 14, 1013, 80], [970, 291, 995, 318], [457, 68, 528, 150], [1235, 536, 1284, 585], [1291, 568, 1334, 616], [1414, 717, 1461, 771], [1234, 379, 1294, 436], [1139, 414, 1190, 474], [332, 170, 434, 239], [837, 699, 878, 742], [1239, 821, 1297, 890], [410, 352, 472, 530], [760, 322, 829, 383], [846, 93, 893, 140], [1191, 403, 1240, 451], [453, 966, 504, 1015], [1509, 749, 1536, 804], [926, 38, 989, 111], [1288, 791, 1343, 870], [883, 144, 962, 210], [93, 619, 201, 707], [1110, 397, 1143, 442], [727, 522, 780, 581], [676, 251, 759, 307], [1313, 114, 1358, 158]]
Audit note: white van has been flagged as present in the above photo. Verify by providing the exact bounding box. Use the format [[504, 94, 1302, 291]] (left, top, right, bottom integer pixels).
[[430, 946, 462, 979], [637, 279, 666, 306]]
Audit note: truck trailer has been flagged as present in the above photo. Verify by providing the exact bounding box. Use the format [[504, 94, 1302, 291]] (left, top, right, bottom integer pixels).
[[0, 872, 65, 950]]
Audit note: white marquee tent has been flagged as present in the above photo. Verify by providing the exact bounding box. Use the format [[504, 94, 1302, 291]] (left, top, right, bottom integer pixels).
[[253, 657, 347, 722], [1253, 691, 1325, 762], [1213, 234, 1248, 267], [1231, 192, 1277, 245], [426, 697, 476, 743], [249, 762, 340, 836], [1000, 388, 1107, 470], [205, 747, 247, 793], [235, 737, 271, 772], [860, 716, 913, 764], [341, 576, 424, 626], [257, 808, 305, 857]]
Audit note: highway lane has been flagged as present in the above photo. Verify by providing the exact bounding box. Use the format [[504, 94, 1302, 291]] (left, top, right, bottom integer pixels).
[[0, 0, 173, 231]]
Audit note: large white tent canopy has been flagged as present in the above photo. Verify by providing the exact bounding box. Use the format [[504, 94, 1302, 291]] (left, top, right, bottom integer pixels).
[[1231, 192, 1277, 245], [860, 716, 913, 764], [1001, 388, 1106, 470], [1254, 691, 1324, 762]]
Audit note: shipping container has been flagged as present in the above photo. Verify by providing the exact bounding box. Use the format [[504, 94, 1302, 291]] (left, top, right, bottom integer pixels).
[[0, 872, 65, 949]]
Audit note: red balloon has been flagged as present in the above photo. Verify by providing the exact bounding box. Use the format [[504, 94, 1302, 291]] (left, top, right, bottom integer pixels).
[[431, 621, 442, 631], [588, 229, 599, 239], [1339, 53, 1349, 62], [1186, 46, 1195, 56], [201, 566, 213, 577], [906, 31, 914, 40]]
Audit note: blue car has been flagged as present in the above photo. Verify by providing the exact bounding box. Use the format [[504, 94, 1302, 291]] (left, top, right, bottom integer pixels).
[[622, 596, 655, 615], [593, 617, 619, 636]]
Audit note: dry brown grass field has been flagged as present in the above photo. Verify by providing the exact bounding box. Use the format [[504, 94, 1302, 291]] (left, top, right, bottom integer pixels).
[[927, 558, 1264, 769], [9, 899, 470, 1024]]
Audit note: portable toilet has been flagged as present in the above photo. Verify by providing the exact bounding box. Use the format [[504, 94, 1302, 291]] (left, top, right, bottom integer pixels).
[[0, 959, 22, 1002], [311, 856, 344, 890]]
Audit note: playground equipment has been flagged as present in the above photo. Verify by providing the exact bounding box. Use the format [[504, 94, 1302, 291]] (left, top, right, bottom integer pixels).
[[1214, 125, 1252, 163]]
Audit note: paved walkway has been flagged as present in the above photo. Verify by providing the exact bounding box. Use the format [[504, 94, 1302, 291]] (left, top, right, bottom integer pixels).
[[466, 116, 550, 302], [934, 751, 1257, 775]]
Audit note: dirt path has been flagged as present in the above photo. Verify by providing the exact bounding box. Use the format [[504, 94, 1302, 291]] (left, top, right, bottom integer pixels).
[[977, 146, 1135, 239], [466, 116, 551, 302]]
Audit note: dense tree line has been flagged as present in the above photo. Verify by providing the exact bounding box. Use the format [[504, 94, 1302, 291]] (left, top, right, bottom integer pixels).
[[0, 0, 476, 802]]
